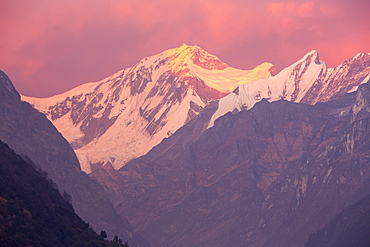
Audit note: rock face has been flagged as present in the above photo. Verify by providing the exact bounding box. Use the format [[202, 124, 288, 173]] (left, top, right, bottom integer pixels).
[[90, 81, 370, 247], [23, 44, 273, 172], [0, 71, 148, 246]]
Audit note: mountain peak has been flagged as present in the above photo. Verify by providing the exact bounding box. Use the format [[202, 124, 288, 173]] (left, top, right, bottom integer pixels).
[[299, 50, 322, 65], [0, 70, 20, 101], [307, 49, 318, 55], [166, 44, 228, 71], [352, 52, 370, 61], [192, 45, 229, 70], [162, 44, 273, 94]]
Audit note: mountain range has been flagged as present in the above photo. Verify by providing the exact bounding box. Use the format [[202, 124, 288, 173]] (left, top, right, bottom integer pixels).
[[24, 46, 370, 174], [209, 50, 370, 127], [23, 44, 274, 173], [4, 44, 370, 246]]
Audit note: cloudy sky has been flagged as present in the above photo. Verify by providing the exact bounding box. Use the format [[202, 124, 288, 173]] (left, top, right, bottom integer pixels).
[[1, 0, 369, 97]]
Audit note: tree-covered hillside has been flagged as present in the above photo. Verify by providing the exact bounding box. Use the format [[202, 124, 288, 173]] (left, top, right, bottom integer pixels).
[[0, 140, 127, 247]]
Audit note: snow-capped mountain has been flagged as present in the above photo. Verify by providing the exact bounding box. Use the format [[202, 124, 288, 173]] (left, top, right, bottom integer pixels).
[[23, 44, 274, 173], [209, 51, 370, 127]]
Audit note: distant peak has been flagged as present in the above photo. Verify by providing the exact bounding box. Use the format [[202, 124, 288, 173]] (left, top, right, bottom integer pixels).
[[176, 43, 193, 52], [192, 48, 228, 70], [305, 50, 319, 59], [193, 45, 205, 52], [167, 44, 228, 70], [297, 50, 323, 65], [307, 49, 318, 55], [352, 52, 370, 60]]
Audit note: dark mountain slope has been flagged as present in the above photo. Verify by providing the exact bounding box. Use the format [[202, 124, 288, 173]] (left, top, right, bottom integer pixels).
[[305, 194, 370, 247], [0, 140, 107, 246], [91, 82, 370, 246], [0, 71, 148, 246]]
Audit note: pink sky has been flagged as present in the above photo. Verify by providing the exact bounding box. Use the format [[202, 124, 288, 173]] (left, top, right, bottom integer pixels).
[[1, 0, 369, 97]]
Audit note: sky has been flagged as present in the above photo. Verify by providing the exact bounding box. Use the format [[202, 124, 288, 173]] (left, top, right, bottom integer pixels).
[[0, 0, 369, 97]]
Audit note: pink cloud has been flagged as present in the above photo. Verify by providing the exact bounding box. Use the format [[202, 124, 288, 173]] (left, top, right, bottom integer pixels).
[[269, 2, 315, 18], [0, 0, 368, 97], [319, 4, 343, 17]]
